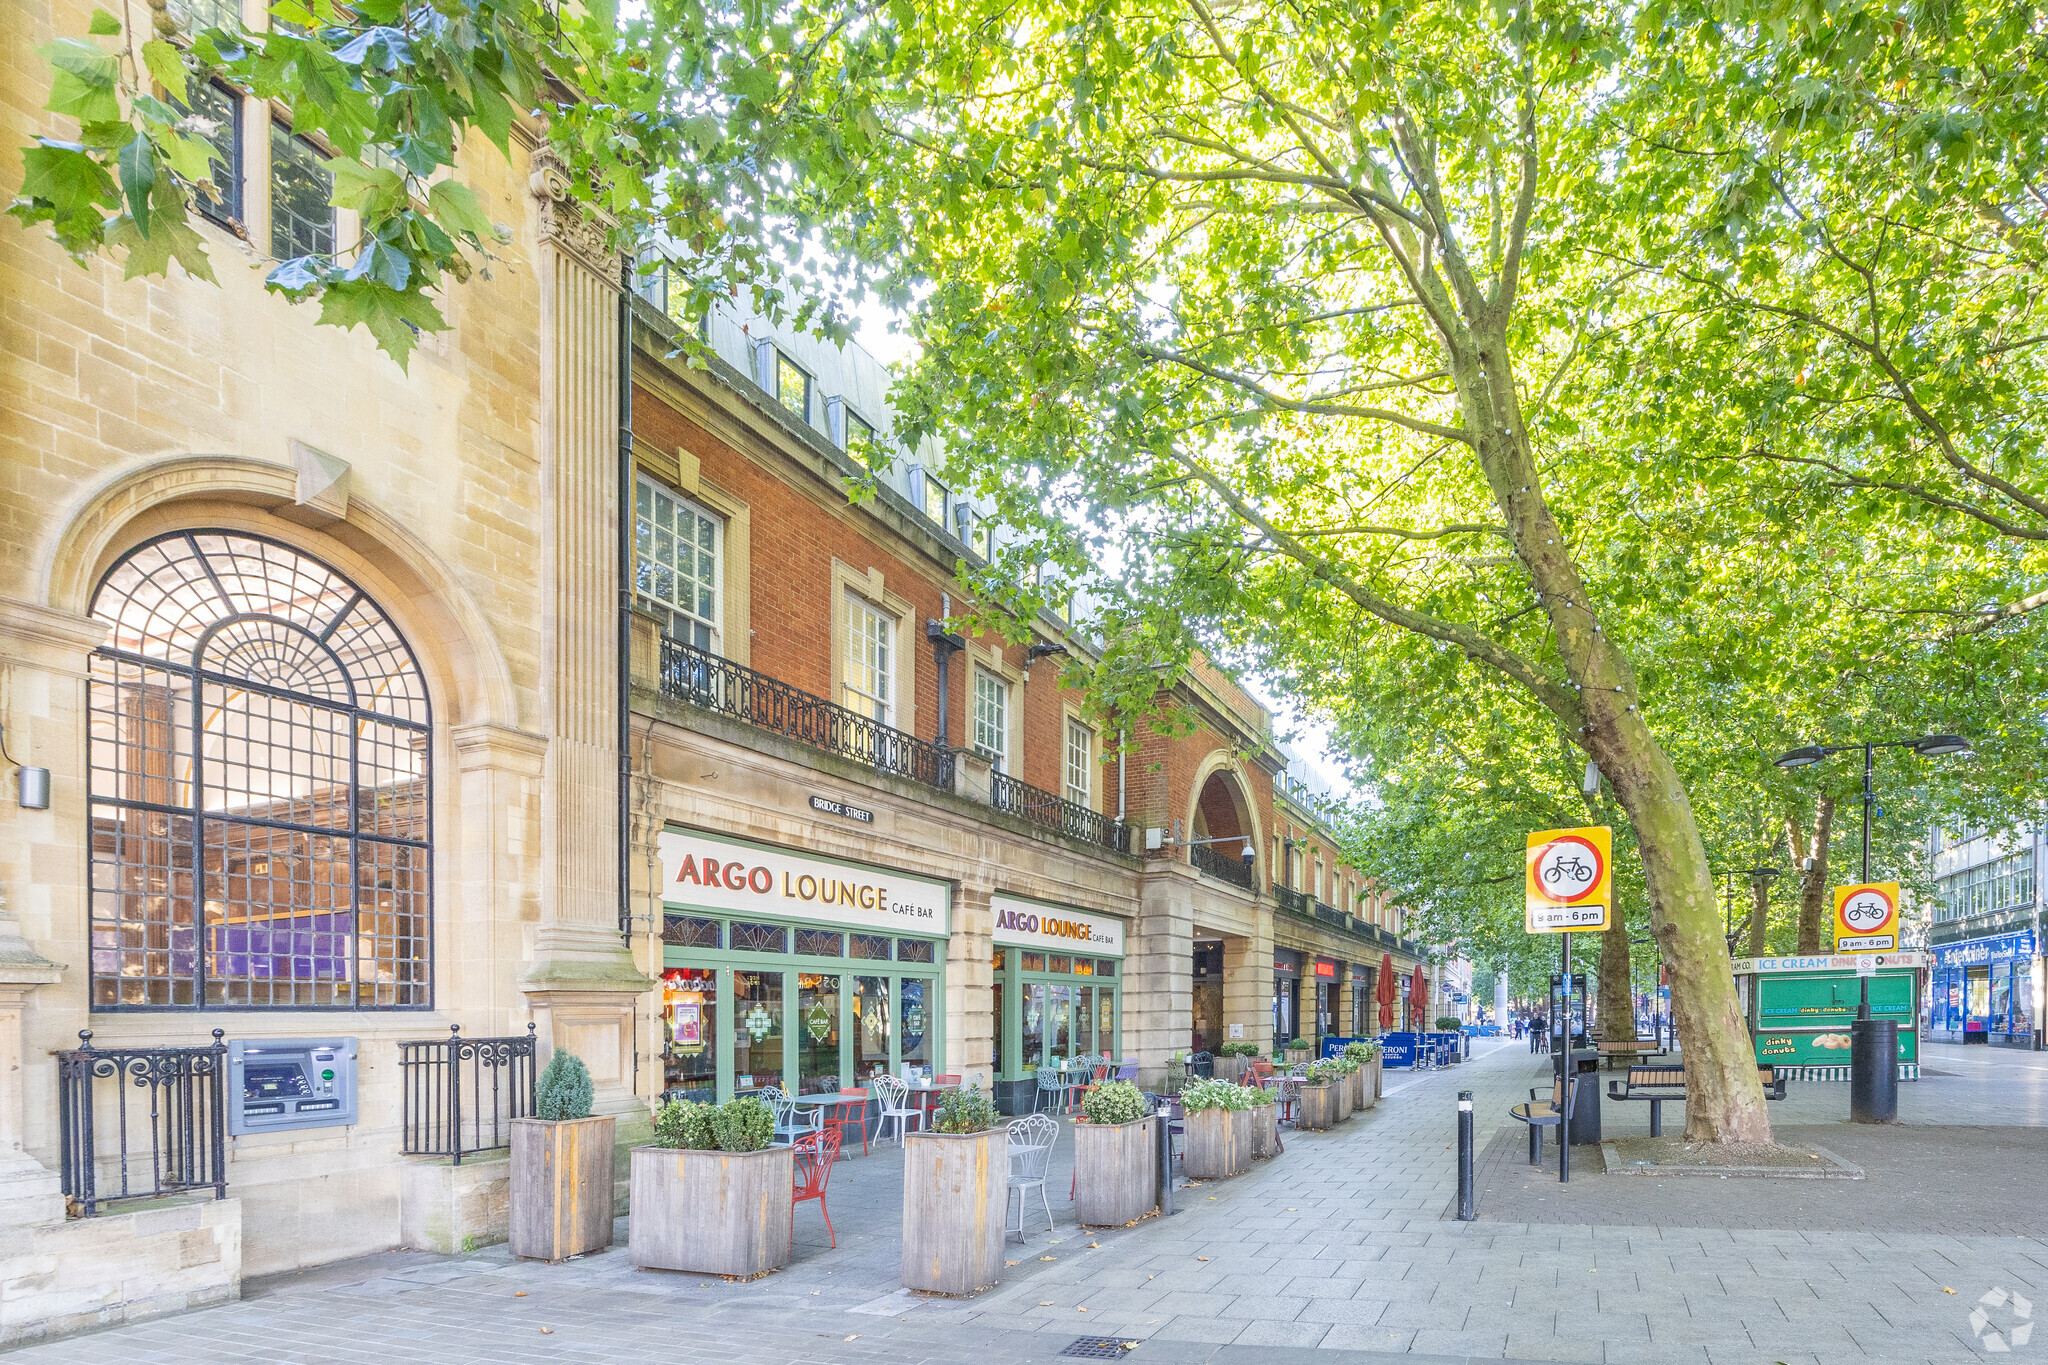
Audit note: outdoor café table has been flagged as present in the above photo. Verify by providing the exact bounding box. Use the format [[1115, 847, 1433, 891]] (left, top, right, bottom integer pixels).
[[902, 1079, 960, 1124], [793, 1092, 871, 1158]]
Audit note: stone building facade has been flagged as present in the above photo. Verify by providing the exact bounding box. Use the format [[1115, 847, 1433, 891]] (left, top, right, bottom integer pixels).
[[0, 0, 1434, 1338]]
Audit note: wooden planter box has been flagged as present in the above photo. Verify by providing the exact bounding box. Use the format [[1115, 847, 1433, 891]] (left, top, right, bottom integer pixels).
[[1295, 1082, 1338, 1131], [902, 1128, 1007, 1295], [1182, 1105, 1245, 1179], [1335, 1071, 1355, 1122], [1216, 1055, 1247, 1085], [1248, 1103, 1280, 1160], [1369, 1056, 1383, 1102], [627, 1145, 792, 1277], [1073, 1117, 1157, 1227], [510, 1115, 616, 1262]]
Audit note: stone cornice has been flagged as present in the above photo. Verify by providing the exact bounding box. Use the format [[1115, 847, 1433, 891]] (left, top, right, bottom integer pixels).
[[0, 597, 108, 677]]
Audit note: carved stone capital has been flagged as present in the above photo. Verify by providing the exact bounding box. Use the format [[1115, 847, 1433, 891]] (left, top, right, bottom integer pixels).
[[529, 146, 624, 283]]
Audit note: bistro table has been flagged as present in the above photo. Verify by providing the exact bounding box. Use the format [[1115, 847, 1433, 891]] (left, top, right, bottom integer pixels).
[[792, 1092, 872, 1159], [901, 1078, 960, 1126]]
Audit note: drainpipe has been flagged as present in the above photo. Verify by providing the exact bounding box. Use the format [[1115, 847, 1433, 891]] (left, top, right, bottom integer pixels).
[[617, 265, 635, 942], [927, 592, 965, 749]]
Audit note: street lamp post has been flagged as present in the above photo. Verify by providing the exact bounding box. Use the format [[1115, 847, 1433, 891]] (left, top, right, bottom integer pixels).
[[1774, 734, 1971, 1121]]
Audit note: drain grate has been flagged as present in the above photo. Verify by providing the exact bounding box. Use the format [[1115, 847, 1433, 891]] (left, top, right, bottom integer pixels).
[[1058, 1338, 1136, 1360]]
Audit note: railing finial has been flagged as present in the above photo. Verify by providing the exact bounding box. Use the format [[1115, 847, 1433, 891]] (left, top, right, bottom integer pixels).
[[449, 1023, 462, 1038], [77, 1029, 92, 1049]]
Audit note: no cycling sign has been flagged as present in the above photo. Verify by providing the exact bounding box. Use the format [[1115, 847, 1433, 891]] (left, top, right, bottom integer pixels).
[[1834, 882, 1901, 952], [1525, 826, 1613, 934]]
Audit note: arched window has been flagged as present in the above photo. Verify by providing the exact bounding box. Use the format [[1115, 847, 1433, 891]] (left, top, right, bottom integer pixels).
[[87, 531, 432, 1009]]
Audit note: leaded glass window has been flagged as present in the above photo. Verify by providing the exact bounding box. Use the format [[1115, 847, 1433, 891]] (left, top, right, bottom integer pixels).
[[795, 928, 844, 958], [634, 476, 720, 649], [731, 921, 787, 953], [269, 122, 334, 261], [662, 915, 721, 948], [87, 531, 430, 1009], [850, 933, 892, 961]]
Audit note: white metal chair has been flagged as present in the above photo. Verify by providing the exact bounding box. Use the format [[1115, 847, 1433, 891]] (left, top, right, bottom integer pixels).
[[761, 1087, 820, 1146], [1004, 1114, 1058, 1239], [870, 1074, 924, 1147]]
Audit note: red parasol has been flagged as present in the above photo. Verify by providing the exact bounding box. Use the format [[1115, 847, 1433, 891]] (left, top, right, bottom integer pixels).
[[1374, 953, 1397, 1031], [1410, 964, 1428, 1029]]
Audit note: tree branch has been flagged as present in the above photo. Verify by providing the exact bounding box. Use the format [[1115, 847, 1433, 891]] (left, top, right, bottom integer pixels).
[[1133, 343, 1474, 444]]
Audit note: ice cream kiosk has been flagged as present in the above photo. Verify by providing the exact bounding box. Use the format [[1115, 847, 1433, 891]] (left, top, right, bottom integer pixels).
[[1735, 949, 1925, 1080]]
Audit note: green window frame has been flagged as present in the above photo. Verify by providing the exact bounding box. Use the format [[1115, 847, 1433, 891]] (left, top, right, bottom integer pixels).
[[659, 908, 946, 1102], [992, 946, 1121, 1081]]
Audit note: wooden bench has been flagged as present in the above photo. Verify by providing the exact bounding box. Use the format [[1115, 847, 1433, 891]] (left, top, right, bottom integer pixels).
[[1606, 1063, 1786, 1136], [1594, 1038, 1667, 1069], [1508, 1076, 1578, 1165]]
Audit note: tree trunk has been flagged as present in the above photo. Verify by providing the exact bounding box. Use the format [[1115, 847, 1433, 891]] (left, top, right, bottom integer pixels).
[[1746, 877, 1770, 957], [1599, 908, 1634, 1042], [1788, 798, 1836, 954]]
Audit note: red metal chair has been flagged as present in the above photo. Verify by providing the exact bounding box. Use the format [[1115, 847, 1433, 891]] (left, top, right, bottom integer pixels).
[[792, 1128, 842, 1247], [829, 1087, 870, 1157]]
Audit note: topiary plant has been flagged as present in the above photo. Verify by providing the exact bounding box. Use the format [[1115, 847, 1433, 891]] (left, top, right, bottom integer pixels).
[[1284, 1038, 1312, 1053], [1218, 1041, 1262, 1058], [1435, 1017, 1463, 1031], [652, 1099, 718, 1150], [534, 1049, 594, 1121], [932, 1084, 999, 1133], [709, 1095, 775, 1152], [1080, 1080, 1147, 1126]]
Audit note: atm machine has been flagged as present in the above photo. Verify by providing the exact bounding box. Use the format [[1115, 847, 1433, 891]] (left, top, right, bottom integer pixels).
[[228, 1038, 359, 1135]]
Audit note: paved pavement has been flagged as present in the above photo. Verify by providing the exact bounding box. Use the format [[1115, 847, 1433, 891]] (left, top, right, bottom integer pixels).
[[7, 1039, 2045, 1364]]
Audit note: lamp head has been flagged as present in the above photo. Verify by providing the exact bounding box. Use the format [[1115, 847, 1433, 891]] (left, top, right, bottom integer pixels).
[[1774, 745, 1826, 770], [1911, 733, 1972, 758]]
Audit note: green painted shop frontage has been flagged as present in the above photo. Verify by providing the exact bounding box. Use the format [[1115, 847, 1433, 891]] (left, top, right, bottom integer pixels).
[[1735, 952, 1925, 1081], [655, 828, 951, 1103], [990, 893, 1126, 1115]]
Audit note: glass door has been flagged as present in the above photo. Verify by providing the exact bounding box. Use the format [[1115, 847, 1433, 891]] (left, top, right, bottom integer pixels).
[[733, 969, 784, 1090], [1047, 984, 1072, 1063], [1022, 982, 1045, 1071], [899, 976, 932, 1076], [1075, 985, 1095, 1057], [1967, 967, 1991, 1036], [853, 975, 890, 1082], [797, 972, 842, 1093], [661, 967, 716, 1103]]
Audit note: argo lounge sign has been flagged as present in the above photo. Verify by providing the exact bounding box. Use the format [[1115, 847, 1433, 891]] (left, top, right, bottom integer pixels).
[[657, 829, 950, 935], [991, 894, 1125, 958]]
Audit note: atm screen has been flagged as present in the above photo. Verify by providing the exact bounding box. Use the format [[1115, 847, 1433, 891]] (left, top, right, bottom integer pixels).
[[243, 1063, 311, 1101]]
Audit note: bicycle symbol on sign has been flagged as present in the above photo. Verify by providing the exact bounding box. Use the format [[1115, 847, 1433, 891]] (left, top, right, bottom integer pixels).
[[1542, 855, 1592, 887]]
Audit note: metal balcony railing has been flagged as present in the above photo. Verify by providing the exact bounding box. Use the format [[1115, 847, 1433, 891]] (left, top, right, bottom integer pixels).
[[988, 770, 1132, 853], [1189, 842, 1257, 890], [398, 1024, 537, 1165], [658, 636, 954, 791], [58, 1030, 229, 1217], [1273, 884, 1310, 915]]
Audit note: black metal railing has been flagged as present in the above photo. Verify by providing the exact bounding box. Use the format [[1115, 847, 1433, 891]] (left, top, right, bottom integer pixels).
[[988, 770, 1131, 853], [1189, 842, 1257, 890], [658, 635, 954, 791], [1272, 884, 1311, 915], [399, 1023, 537, 1165], [57, 1029, 229, 1217], [1312, 899, 1348, 929]]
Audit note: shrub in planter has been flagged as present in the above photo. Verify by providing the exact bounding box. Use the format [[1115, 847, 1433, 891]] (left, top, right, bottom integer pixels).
[[1435, 1016, 1462, 1031], [1181, 1079, 1256, 1179], [631, 1095, 790, 1277], [903, 1085, 1006, 1294], [1075, 1082, 1156, 1227], [511, 1050, 615, 1262], [1331, 1058, 1358, 1120], [1246, 1087, 1281, 1160], [1215, 1040, 1261, 1083], [1295, 1062, 1341, 1131]]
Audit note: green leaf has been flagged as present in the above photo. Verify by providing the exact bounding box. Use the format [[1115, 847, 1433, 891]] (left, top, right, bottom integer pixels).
[[327, 157, 403, 214], [19, 141, 117, 210], [312, 278, 447, 369], [426, 179, 496, 241], [141, 39, 189, 106], [118, 136, 158, 237], [87, 8, 121, 35], [39, 39, 121, 123], [106, 211, 216, 282]]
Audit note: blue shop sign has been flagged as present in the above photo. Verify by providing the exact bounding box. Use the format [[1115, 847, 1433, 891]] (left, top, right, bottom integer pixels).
[[1934, 932, 2037, 969]]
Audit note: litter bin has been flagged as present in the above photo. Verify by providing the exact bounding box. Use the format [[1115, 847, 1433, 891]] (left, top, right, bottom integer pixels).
[[1556, 1047, 1602, 1144]]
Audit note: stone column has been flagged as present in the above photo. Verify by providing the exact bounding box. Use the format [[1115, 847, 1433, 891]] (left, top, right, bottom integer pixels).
[[1220, 921, 1273, 1055], [948, 886, 994, 1091], [0, 889, 62, 1228], [1131, 862, 1198, 1087], [521, 148, 651, 1123]]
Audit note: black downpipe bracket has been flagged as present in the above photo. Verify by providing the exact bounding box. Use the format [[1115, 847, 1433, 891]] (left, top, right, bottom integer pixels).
[[617, 267, 635, 940]]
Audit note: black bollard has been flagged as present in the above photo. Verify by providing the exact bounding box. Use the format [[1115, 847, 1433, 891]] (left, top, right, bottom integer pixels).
[[1849, 1018, 1899, 1124], [1456, 1090, 1475, 1220], [1155, 1109, 1177, 1216]]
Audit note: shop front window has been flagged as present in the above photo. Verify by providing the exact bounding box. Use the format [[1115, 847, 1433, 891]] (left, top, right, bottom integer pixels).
[[661, 967, 716, 1103], [1968, 968, 1991, 1031], [993, 981, 1004, 1074], [1075, 985, 1095, 1055], [1023, 983, 1044, 1069], [798, 972, 842, 1092], [1048, 984, 1071, 1060], [734, 969, 784, 1090], [1098, 990, 1115, 1058], [900, 977, 931, 1072], [2014, 963, 2035, 1035], [1993, 966, 2013, 1034], [854, 975, 890, 1081]]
